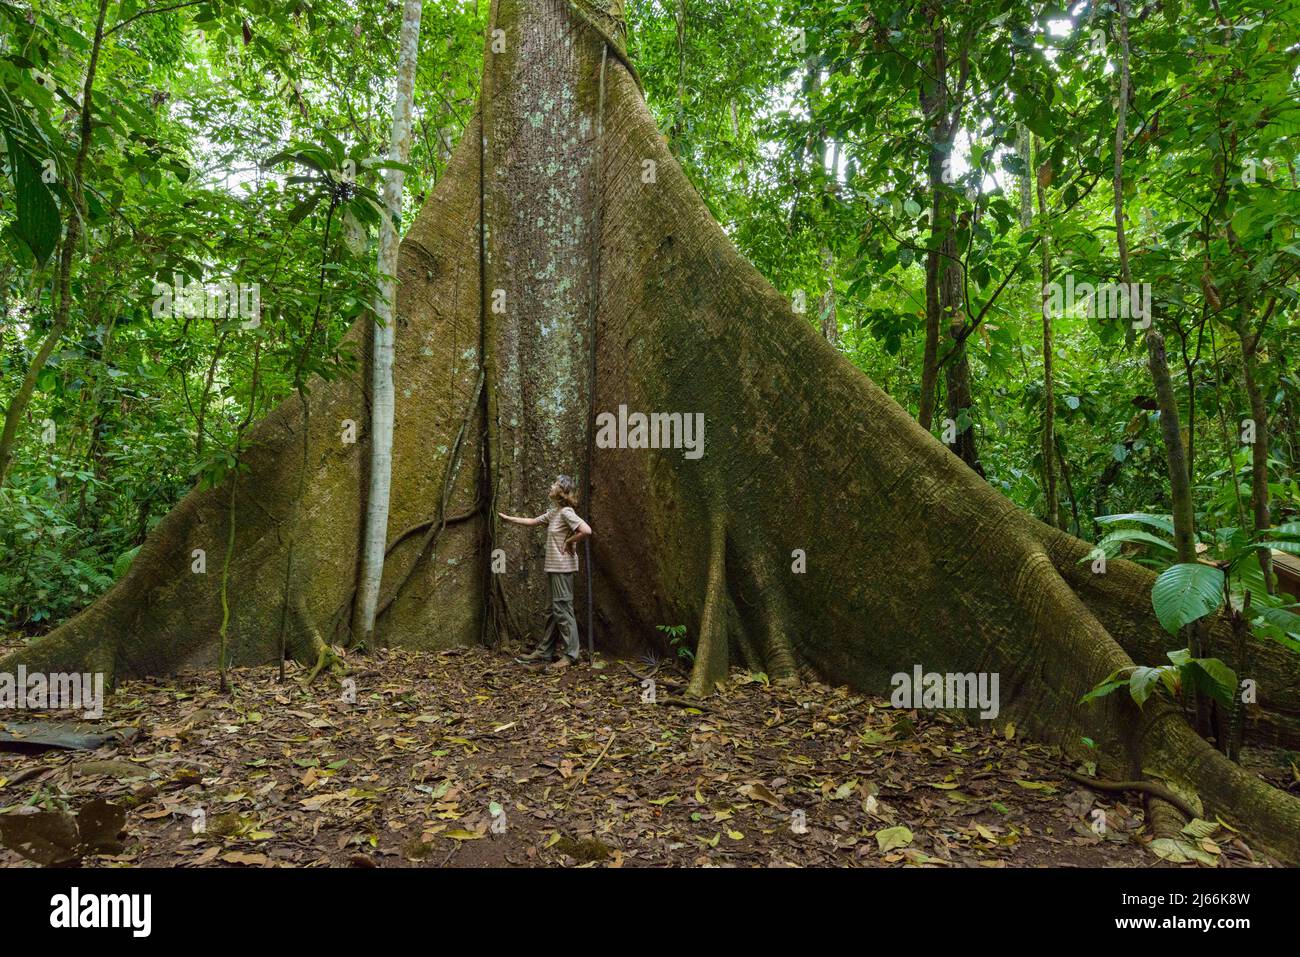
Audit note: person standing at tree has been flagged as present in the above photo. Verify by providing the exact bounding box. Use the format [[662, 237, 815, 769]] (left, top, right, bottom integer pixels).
[[499, 475, 593, 670]]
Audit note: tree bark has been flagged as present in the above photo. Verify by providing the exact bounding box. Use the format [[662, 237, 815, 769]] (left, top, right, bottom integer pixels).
[[5, 0, 1300, 864]]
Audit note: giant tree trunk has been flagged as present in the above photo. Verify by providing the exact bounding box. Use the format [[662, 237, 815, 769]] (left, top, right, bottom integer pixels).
[[5, 0, 1300, 863]]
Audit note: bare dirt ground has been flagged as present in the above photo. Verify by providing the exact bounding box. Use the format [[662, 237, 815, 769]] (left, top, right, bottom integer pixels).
[[0, 646, 1288, 868]]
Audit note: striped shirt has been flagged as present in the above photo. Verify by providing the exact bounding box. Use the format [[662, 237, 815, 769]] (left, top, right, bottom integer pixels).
[[535, 506, 584, 573]]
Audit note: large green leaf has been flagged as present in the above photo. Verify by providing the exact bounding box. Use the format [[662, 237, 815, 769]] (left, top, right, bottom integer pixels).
[[1096, 528, 1176, 557], [1152, 563, 1224, 635], [1129, 665, 1170, 706], [1096, 512, 1178, 536], [3, 129, 60, 265], [1080, 666, 1132, 704], [1253, 605, 1300, 653], [1180, 657, 1238, 706]]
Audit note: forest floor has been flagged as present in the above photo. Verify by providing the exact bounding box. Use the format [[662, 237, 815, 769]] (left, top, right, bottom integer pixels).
[[0, 645, 1289, 868]]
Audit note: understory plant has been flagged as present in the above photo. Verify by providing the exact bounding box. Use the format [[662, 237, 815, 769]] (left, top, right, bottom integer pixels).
[[1083, 513, 1300, 759]]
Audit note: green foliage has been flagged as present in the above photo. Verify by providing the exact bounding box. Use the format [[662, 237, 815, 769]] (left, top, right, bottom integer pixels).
[[656, 623, 693, 663], [1090, 511, 1300, 655], [1152, 562, 1226, 635], [1082, 649, 1237, 709], [0, 474, 114, 627]]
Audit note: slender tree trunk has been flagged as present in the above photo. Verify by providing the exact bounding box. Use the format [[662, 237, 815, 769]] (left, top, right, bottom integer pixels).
[[194, 325, 230, 460], [941, 203, 980, 473], [671, 0, 686, 151], [917, 11, 948, 433], [77, 301, 116, 529], [819, 141, 839, 345], [1034, 136, 1058, 528], [0, 271, 67, 486], [943, 284, 981, 475], [1142, 330, 1197, 562], [1056, 443, 1081, 537], [1111, 1, 1193, 558], [1017, 123, 1033, 228], [919, 242, 940, 429], [920, 7, 980, 474], [1114, 0, 1205, 738], [1237, 303, 1275, 592], [820, 246, 838, 345], [355, 0, 424, 647]]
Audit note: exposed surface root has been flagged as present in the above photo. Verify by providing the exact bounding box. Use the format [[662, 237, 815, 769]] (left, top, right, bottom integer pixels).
[[281, 593, 345, 689], [1061, 769, 1196, 820], [659, 695, 711, 711], [1145, 793, 1192, 840], [621, 659, 660, 681], [303, 643, 344, 686], [1136, 703, 1300, 863], [1037, 522, 1300, 749]]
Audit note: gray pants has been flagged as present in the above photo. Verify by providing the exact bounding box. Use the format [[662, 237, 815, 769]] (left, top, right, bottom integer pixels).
[[534, 572, 580, 661]]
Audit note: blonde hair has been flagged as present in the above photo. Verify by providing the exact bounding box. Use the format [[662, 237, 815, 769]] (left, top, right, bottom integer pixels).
[[551, 474, 579, 509]]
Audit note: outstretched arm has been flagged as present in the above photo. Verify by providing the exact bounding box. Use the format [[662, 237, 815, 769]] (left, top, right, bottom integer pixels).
[[499, 512, 545, 527]]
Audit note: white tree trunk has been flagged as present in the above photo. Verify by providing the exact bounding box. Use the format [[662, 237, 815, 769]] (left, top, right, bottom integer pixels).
[[356, 0, 423, 645]]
